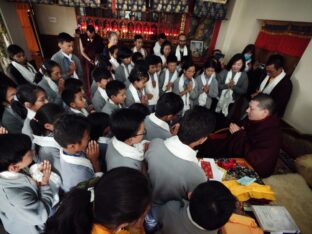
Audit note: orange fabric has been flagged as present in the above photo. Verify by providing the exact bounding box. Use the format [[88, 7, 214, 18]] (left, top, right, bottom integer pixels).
[[91, 224, 130, 234], [222, 214, 264, 234], [15, 3, 39, 54]]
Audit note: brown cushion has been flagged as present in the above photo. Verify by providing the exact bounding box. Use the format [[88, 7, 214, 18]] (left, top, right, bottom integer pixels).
[[295, 154, 312, 187]]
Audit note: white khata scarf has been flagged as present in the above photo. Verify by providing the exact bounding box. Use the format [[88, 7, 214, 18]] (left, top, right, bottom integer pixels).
[[11, 61, 36, 83], [178, 75, 196, 112], [198, 72, 214, 106], [175, 45, 188, 62], [259, 70, 286, 94], [162, 69, 178, 92]]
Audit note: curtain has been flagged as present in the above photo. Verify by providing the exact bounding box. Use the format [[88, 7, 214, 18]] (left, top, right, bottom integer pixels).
[[255, 21, 312, 57]]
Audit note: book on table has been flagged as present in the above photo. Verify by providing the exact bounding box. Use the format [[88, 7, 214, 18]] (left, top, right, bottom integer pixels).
[[251, 205, 300, 233]]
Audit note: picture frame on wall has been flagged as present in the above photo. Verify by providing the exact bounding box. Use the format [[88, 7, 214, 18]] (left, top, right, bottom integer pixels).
[[190, 40, 204, 57]]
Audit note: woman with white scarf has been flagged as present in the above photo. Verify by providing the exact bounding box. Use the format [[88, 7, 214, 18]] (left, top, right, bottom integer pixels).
[[6, 44, 37, 85], [196, 59, 219, 109], [216, 53, 248, 118], [173, 61, 199, 113], [35, 60, 64, 105]]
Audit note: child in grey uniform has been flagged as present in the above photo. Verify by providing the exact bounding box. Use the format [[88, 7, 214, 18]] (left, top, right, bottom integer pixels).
[[115, 47, 133, 85], [30, 103, 65, 175], [101, 80, 126, 115], [62, 87, 89, 117], [144, 92, 183, 141], [156, 181, 236, 234], [0, 134, 53, 234], [106, 108, 147, 172], [91, 68, 112, 112], [145, 106, 216, 206], [53, 114, 102, 192]]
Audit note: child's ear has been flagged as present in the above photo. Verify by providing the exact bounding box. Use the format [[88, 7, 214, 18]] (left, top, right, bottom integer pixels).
[[70, 101, 76, 108], [24, 101, 32, 109], [8, 163, 20, 172], [58, 42, 63, 48], [44, 123, 54, 132]]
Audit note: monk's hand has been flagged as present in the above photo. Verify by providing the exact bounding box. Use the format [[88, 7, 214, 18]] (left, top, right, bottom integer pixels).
[[0, 127, 8, 135], [251, 90, 260, 98], [229, 123, 241, 134], [40, 160, 51, 186]]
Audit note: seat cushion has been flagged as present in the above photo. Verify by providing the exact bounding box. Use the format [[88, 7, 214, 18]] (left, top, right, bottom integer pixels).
[[263, 173, 312, 234], [295, 154, 312, 187]]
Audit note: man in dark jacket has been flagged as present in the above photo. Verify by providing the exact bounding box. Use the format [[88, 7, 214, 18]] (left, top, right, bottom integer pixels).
[[198, 94, 281, 178]]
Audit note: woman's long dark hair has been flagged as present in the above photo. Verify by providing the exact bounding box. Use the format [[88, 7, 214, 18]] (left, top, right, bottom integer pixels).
[[45, 167, 151, 234], [30, 103, 64, 136], [11, 84, 45, 119]]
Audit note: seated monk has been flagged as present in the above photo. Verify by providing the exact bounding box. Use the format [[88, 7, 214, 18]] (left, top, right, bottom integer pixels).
[[197, 94, 281, 178]]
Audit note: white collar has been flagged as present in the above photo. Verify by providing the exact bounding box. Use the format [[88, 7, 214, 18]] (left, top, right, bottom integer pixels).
[[11, 61, 36, 83], [109, 99, 122, 108], [259, 70, 286, 94], [132, 47, 146, 57], [187, 206, 206, 231], [33, 135, 61, 149], [60, 148, 93, 170], [164, 136, 199, 164], [61, 50, 72, 60], [97, 87, 109, 101], [70, 107, 88, 117], [200, 72, 214, 86], [26, 108, 36, 120], [111, 137, 144, 161], [148, 113, 170, 132], [98, 136, 111, 144], [44, 75, 59, 93], [129, 83, 141, 103], [0, 171, 22, 179]]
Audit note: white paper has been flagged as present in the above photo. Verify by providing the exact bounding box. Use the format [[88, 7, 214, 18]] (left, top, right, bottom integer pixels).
[[201, 158, 225, 181]]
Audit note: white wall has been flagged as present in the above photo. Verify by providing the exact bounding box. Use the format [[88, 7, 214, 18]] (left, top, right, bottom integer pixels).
[[34, 4, 77, 36], [215, 0, 312, 133], [0, 1, 30, 58]]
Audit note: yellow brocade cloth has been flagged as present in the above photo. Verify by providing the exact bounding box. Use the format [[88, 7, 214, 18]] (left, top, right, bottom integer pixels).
[[222, 214, 264, 234], [222, 180, 275, 202], [91, 224, 130, 234]]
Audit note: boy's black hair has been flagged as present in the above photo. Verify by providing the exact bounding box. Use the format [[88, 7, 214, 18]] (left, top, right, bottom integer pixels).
[[53, 114, 90, 148], [110, 108, 145, 142], [95, 55, 112, 70], [132, 52, 144, 64], [158, 33, 166, 40], [252, 93, 275, 115], [266, 54, 284, 70], [155, 93, 183, 118], [92, 67, 112, 83], [128, 65, 149, 84], [177, 106, 216, 145], [190, 181, 236, 230], [204, 58, 218, 70], [117, 47, 133, 61], [226, 53, 245, 72], [145, 55, 159, 67], [166, 54, 178, 64], [129, 103, 150, 118], [0, 134, 32, 172], [134, 34, 143, 41], [61, 87, 81, 107], [155, 55, 162, 65], [87, 112, 110, 141], [106, 80, 125, 98], [7, 44, 24, 60], [57, 32, 74, 43], [108, 45, 118, 55], [86, 25, 95, 33], [64, 78, 83, 90]]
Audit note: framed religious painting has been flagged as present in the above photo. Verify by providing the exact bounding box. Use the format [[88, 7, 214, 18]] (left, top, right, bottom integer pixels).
[[190, 40, 204, 57]]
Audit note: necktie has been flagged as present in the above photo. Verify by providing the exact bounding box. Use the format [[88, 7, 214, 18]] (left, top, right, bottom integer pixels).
[[125, 65, 130, 76], [137, 89, 143, 99], [64, 57, 71, 72]]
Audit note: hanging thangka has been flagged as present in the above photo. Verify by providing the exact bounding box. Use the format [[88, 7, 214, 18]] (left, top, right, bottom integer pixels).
[[151, 0, 188, 13], [193, 1, 226, 20]]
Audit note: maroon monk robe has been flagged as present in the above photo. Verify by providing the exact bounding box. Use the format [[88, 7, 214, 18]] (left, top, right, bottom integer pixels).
[[197, 115, 282, 178]]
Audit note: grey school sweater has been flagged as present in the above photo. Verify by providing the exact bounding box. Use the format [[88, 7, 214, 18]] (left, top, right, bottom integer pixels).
[[156, 200, 218, 234], [106, 140, 143, 172], [145, 138, 206, 205], [0, 171, 53, 234], [144, 114, 171, 141]]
